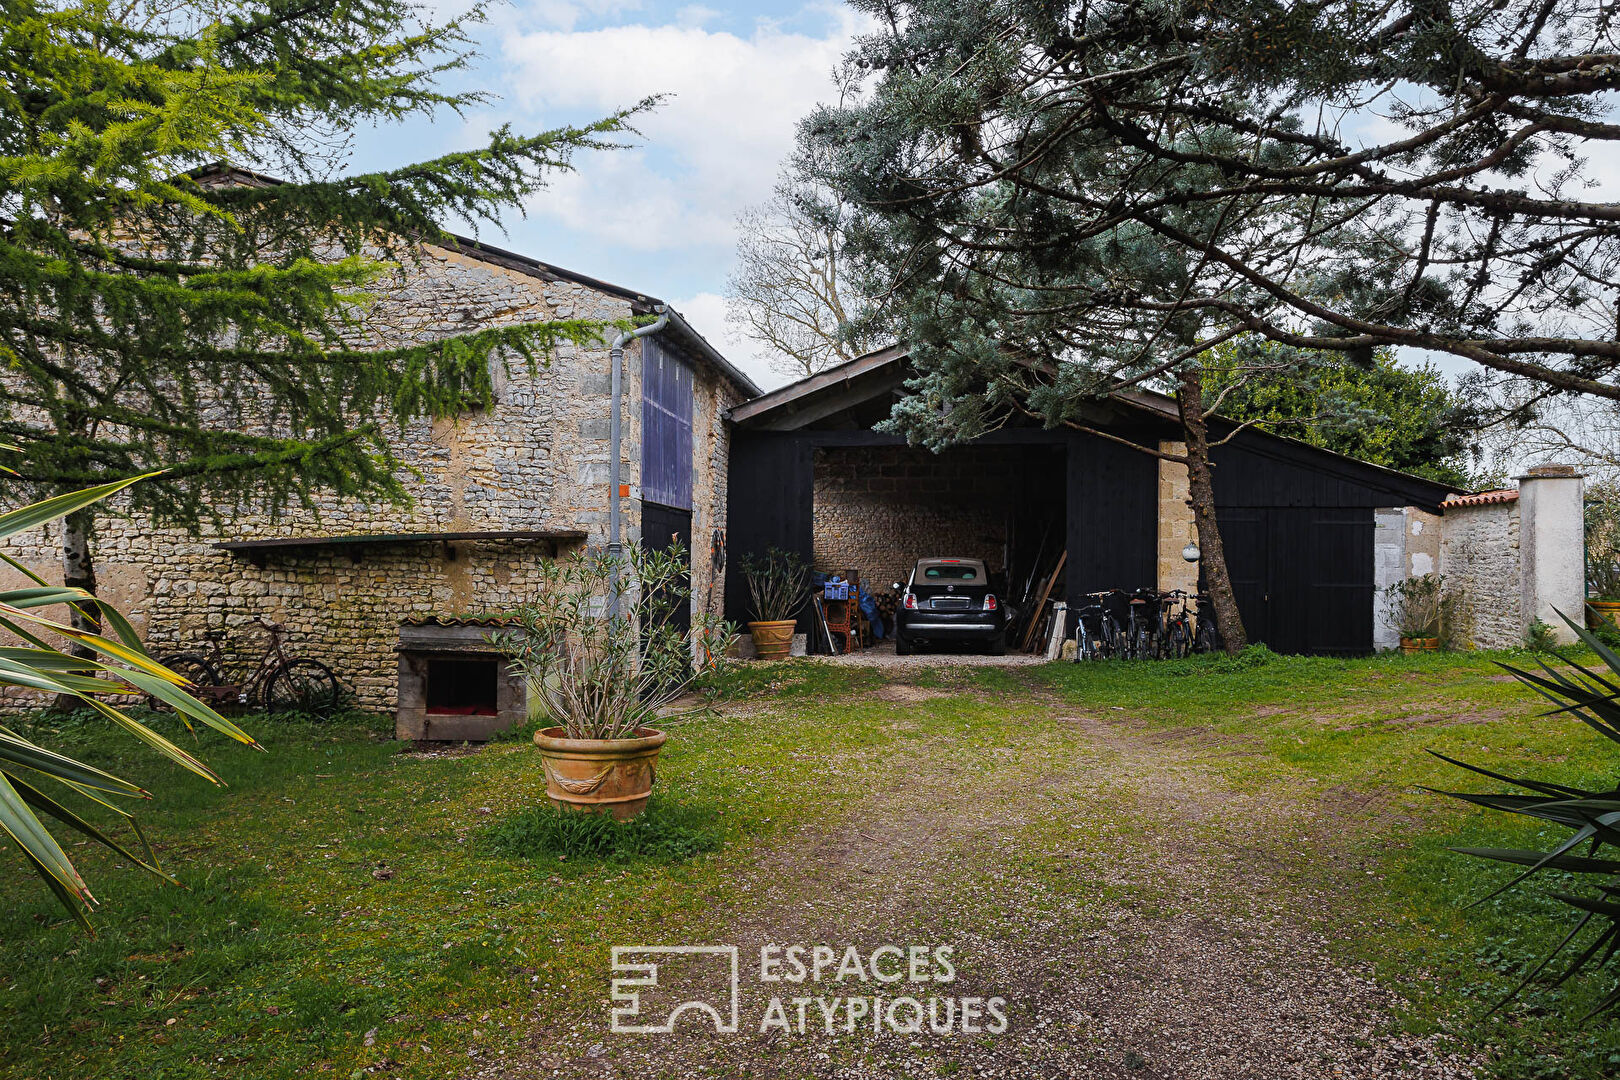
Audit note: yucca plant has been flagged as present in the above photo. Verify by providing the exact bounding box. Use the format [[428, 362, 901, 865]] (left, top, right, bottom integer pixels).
[[0, 477, 259, 932], [740, 547, 810, 623], [1432, 612, 1620, 1013]]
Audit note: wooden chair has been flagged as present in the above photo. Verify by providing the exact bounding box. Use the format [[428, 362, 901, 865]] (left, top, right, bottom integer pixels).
[[820, 570, 863, 653]]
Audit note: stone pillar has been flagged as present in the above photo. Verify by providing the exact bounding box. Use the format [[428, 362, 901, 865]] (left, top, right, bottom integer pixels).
[[1157, 441, 1199, 593], [1518, 464, 1586, 643]]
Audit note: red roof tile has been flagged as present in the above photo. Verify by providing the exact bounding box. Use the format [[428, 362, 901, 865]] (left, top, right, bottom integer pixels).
[[1443, 489, 1519, 508]]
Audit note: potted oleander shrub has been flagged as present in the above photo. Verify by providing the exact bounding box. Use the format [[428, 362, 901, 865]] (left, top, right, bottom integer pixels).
[[492, 542, 733, 821], [1587, 494, 1620, 630], [740, 548, 809, 661], [1382, 573, 1453, 652]]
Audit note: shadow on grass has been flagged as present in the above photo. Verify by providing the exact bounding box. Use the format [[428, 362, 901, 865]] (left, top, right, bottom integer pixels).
[[482, 798, 723, 864]]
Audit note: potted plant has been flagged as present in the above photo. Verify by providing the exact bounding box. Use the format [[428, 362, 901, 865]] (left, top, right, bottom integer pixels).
[[1586, 494, 1620, 630], [1381, 573, 1449, 652], [741, 547, 809, 661], [493, 543, 734, 821]]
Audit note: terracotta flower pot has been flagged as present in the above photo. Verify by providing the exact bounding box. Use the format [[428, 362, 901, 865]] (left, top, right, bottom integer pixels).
[[1399, 636, 1441, 653], [533, 727, 666, 821], [1587, 599, 1620, 631], [748, 619, 797, 661]]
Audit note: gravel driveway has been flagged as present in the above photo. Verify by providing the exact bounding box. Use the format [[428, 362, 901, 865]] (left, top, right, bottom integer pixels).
[[476, 675, 1480, 1080], [821, 639, 1048, 668]]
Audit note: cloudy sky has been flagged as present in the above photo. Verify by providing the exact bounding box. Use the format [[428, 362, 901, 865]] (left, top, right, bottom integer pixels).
[[346, 3, 1619, 400], [348, 0, 864, 391]]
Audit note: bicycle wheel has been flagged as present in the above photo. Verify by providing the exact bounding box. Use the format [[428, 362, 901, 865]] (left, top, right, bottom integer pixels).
[[1195, 616, 1219, 654], [263, 658, 340, 719], [1169, 621, 1189, 659], [156, 653, 221, 688], [1099, 615, 1120, 659]]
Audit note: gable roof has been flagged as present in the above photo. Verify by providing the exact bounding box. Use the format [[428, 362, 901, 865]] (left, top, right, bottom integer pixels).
[[729, 344, 1460, 508], [187, 164, 761, 398], [728, 344, 908, 427]]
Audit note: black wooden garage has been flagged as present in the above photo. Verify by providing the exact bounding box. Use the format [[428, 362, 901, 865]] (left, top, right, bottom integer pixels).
[[723, 349, 1455, 656]]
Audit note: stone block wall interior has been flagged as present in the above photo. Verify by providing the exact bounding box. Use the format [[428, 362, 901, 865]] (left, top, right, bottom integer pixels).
[[812, 445, 1053, 591], [0, 243, 742, 712]]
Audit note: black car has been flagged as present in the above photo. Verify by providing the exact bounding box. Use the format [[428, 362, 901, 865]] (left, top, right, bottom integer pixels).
[[892, 557, 1010, 655]]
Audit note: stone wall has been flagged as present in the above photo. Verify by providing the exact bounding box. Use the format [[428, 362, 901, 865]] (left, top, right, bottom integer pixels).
[[1374, 469, 1585, 651], [1438, 499, 1522, 648], [812, 445, 1031, 589], [1373, 507, 1443, 650], [1156, 441, 1198, 593], [687, 357, 737, 624], [0, 243, 744, 712]]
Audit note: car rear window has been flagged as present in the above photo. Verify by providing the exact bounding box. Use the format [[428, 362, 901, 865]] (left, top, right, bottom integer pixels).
[[923, 565, 978, 580]]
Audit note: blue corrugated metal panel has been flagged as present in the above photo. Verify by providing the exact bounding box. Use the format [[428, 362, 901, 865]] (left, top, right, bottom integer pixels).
[[641, 337, 693, 509]]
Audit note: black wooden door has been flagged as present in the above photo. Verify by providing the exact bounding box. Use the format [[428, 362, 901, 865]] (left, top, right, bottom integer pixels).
[[1298, 509, 1374, 656], [1215, 508, 1271, 647], [724, 432, 813, 629], [1213, 506, 1373, 655], [641, 501, 692, 636]]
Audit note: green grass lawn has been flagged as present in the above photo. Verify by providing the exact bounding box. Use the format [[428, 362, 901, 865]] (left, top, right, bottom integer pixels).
[[1, 649, 1616, 1079]]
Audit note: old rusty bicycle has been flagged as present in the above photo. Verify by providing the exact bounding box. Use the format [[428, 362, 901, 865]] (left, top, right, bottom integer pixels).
[[155, 615, 341, 718]]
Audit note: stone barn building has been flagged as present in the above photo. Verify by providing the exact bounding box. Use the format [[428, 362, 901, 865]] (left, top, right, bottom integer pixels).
[[0, 220, 758, 732], [1, 233, 1596, 733]]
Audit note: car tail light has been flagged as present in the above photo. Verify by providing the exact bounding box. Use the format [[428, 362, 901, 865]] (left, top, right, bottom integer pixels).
[[983, 593, 998, 611], [903, 591, 917, 610]]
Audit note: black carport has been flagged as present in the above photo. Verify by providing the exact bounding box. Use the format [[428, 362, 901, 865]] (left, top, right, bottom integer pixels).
[[724, 350, 1455, 656]]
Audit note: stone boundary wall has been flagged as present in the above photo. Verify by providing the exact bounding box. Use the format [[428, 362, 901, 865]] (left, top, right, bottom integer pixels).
[[0, 244, 741, 712], [1438, 500, 1522, 649], [1373, 506, 1443, 650], [1372, 466, 1587, 651]]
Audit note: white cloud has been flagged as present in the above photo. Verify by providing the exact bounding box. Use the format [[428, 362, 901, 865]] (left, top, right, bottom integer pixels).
[[675, 4, 720, 27], [500, 12, 862, 252], [671, 291, 795, 392], [518, 0, 645, 32]]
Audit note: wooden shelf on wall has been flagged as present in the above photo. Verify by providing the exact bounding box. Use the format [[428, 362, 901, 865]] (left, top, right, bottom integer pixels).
[[215, 529, 588, 567]]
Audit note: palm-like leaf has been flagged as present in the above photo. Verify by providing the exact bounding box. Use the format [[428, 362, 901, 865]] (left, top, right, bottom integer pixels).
[[0, 479, 260, 931], [1437, 610, 1620, 1014]]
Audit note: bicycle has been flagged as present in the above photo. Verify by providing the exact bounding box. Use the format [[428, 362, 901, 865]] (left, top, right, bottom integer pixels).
[[1073, 592, 1122, 661], [1155, 590, 1194, 660], [1192, 593, 1223, 654], [155, 616, 341, 718], [1124, 588, 1159, 659]]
